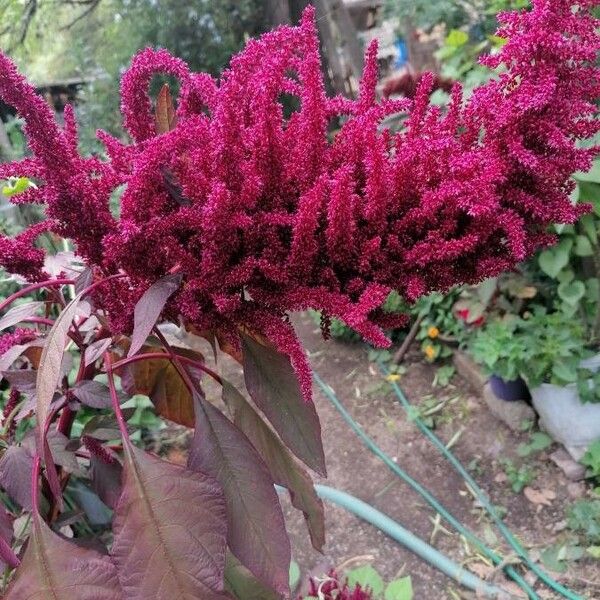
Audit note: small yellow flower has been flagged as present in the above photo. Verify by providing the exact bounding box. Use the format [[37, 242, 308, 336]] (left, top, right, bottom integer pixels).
[[386, 373, 401, 383], [427, 326, 440, 339], [424, 345, 436, 360]]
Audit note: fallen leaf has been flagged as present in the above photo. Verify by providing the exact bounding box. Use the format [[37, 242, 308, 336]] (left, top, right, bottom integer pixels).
[[524, 487, 556, 506]]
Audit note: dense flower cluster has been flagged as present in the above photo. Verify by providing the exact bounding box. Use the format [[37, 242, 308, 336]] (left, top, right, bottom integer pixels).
[[0, 0, 598, 399], [0, 328, 37, 356]]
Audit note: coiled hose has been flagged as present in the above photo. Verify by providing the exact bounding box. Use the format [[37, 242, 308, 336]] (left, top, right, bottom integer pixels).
[[313, 367, 583, 600]]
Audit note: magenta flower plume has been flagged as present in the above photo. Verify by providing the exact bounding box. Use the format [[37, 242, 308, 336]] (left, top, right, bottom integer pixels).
[[0, 0, 598, 401]]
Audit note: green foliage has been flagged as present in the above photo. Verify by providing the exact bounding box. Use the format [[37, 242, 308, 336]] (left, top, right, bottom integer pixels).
[[346, 565, 384, 596], [535, 163, 600, 328], [516, 432, 552, 458], [469, 317, 527, 381], [5, 0, 271, 152], [567, 499, 600, 543], [384, 0, 469, 32], [500, 459, 535, 493], [581, 440, 600, 481], [335, 565, 413, 600], [540, 542, 585, 573]]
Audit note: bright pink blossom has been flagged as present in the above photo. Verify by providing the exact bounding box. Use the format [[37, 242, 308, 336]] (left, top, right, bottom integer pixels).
[[0, 0, 598, 400]]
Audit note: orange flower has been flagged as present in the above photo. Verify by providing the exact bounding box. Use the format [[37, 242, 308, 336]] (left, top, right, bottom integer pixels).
[[427, 326, 439, 339], [424, 345, 436, 360]]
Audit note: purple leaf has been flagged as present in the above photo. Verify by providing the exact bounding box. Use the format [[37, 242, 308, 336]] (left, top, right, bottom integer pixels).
[[0, 301, 44, 332], [127, 273, 183, 358], [74, 267, 94, 294], [90, 455, 123, 509], [0, 339, 44, 372], [43, 437, 64, 509], [47, 430, 81, 473], [5, 515, 121, 599], [225, 553, 280, 600], [2, 369, 36, 392], [84, 338, 112, 366], [0, 504, 17, 570], [72, 380, 113, 409], [111, 443, 228, 600], [189, 393, 291, 597], [0, 445, 33, 510], [36, 291, 83, 445], [241, 334, 326, 476], [222, 380, 325, 552]]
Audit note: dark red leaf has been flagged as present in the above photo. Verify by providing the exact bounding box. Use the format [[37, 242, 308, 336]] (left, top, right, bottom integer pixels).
[[222, 380, 325, 552], [0, 301, 44, 332], [43, 437, 64, 509], [74, 267, 94, 294], [0, 339, 44, 372], [242, 334, 326, 476], [225, 553, 280, 600], [47, 430, 81, 473], [84, 338, 112, 366], [155, 84, 178, 134], [72, 380, 113, 409], [36, 291, 83, 445], [119, 349, 196, 427], [0, 504, 17, 570], [0, 445, 33, 510], [188, 393, 291, 597], [5, 515, 121, 599], [1, 369, 36, 392], [90, 455, 123, 509], [127, 273, 183, 358], [111, 443, 228, 599]]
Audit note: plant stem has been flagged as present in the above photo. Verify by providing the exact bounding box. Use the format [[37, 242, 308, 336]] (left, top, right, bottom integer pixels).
[[0, 278, 75, 313], [104, 352, 130, 440], [112, 347, 222, 385]]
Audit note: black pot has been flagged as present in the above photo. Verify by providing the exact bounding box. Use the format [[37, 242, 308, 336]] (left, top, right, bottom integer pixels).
[[489, 374, 531, 402]]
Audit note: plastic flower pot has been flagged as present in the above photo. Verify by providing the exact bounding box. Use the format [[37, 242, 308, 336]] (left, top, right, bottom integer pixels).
[[530, 355, 600, 460], [489, 375, 531, 402]]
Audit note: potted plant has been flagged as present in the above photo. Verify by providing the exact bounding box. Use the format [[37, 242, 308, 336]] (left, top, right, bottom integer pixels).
[[515, 309, 600, 459], [469, 318, 531, 402]]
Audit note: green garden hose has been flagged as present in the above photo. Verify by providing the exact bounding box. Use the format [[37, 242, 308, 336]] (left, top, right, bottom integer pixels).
[[313, 484, 518, 599], [312, 370, 538, 600], [378, 362, 583, 600]]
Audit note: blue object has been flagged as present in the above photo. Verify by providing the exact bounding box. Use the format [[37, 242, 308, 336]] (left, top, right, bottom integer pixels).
[[394, 39, 408, 68]]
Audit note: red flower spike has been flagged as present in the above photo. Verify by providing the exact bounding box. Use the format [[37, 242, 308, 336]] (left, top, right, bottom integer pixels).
[[0, 0, 597, 402]]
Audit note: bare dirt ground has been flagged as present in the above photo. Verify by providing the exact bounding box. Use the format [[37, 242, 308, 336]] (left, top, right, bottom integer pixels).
[[162, 313, 600, 599], [282, 315, 600, 599]]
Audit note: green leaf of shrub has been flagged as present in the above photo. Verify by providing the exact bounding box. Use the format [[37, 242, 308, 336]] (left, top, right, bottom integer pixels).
[[538, 239, 572, 278], [557, 280, 585, 306], [446, 29, 468, 47], [385, 576, 414, 600], [575, 235, 594, 256], [346, 565, 384, 596]]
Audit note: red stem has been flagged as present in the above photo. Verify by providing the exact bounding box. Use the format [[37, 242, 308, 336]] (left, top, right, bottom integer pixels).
[[22, 316, 55, 328], [112, 350, 222, 385], [152, 328, 205, 394], [104, 352, 130, 440], [31, 454, 41, 515], [0, 278, 75, 313]]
